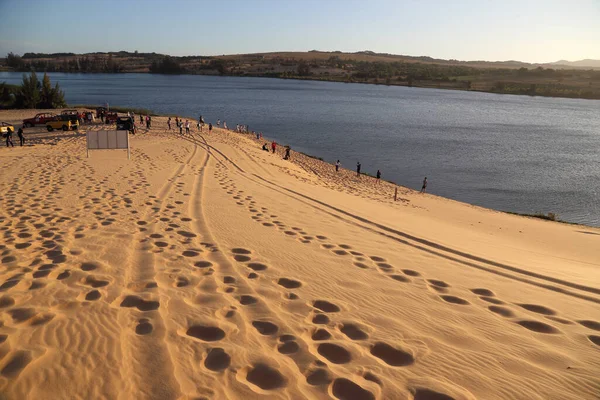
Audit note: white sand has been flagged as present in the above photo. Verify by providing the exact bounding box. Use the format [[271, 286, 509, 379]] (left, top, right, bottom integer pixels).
[[0, 109, 598, 400]]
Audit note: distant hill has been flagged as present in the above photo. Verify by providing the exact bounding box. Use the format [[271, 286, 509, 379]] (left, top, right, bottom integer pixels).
[[547, 59, 600, 69], [2, 50, 600, 100]]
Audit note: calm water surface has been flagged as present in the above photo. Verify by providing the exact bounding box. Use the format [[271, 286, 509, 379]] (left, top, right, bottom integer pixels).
[[2, 72, 599, 226]]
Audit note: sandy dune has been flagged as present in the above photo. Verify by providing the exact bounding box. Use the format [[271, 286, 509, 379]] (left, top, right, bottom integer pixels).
[[0, 110, 598, 400]]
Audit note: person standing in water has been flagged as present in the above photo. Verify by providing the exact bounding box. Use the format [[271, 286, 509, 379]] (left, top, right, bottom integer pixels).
[[376, 169, 381, 184], [335, 160, 340, 172], [356, 162, 361, 177], [421, 177, 428, 193]]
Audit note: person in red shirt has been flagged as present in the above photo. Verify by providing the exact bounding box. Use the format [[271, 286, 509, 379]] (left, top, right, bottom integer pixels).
[[271, 141, 277, 153]]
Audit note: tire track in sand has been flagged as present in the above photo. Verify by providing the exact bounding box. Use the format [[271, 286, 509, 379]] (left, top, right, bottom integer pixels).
[[118, 143, 199, 400]]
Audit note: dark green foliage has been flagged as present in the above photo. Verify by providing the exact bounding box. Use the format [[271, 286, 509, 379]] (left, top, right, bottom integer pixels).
[[2, 72, 66, 109], [6, 52, 24, 69], [18, 71, 41, 108], [0, 82, 19, 108], [297, 61, 311, 76], [149, 56, 184, 74], [39, 73, 66, 108]]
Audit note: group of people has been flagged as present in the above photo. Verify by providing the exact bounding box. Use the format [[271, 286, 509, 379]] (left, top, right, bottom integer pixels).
[[333, 160, 427, 192], [4, 126, 25, 148]]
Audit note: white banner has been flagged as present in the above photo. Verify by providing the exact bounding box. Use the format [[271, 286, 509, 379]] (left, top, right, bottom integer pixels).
[[86, 130, 130, 158]]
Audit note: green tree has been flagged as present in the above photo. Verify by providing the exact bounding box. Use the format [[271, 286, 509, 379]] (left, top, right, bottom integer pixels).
[[19, 71, 41, 108], [39, 73, 66, 108], [297, 61, 310, 76]]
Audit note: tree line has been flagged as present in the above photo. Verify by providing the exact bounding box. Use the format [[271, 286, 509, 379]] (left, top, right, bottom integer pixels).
[[3, 51, 599, 100], [0, 72, 66, 109]]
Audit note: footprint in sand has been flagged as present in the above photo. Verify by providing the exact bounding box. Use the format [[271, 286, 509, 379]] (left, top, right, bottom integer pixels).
[[186, 325, 225, 341], [312, 314, 330, 324], [252, 321, 279, 335], [480, 296, 504, 305], [331, 378, 375, 400], [413, 388, 456, 400], [440, 295, 470, 305], [577, 320, 600, 331], [135, 319, 153, 335], [277, 278, 302, 289], [277, 335, 300, 354], [515, 320, 560, 334], [470, 288, 494, 296], [85, 290, 101, 301], [317, 343, 352, 364], [119, 295, 160, 311], [0, 350, 32, 379], [204, 348, 231, 371], [518, 304, 557, 316], [246, 363, 287, 390], [312, 328, 332, 341], [238, 295, 258, 305], [306, 368, 332, 386], [340, 323, 369, 340], [488, 305, 515, 318], [370, 342, 414, 366], [313, 300, 340, 313]]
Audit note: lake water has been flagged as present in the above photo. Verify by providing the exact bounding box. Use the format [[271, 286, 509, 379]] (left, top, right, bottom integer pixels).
[[2, 72, 599, 226]]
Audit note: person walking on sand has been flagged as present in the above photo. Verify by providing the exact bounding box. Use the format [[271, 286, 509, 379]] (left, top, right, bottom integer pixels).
[[421, 177, 428, 193], [209, 123, 213, 133], [17, 126, 24, 147], [376, 169, 381, 184], [185, 120, 190, 135], [179, 121, 183, 135], [271, 141, 277, 153], [167, 117, 172, 130], [5, 127, 14, 148], [139, 114, 143, 124], [356, 162, 361, 177], [284, 146, 291, 160], [335, 160, 340, 172]]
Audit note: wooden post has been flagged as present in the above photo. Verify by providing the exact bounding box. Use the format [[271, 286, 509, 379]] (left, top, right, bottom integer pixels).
[[394, 187, 397, 202]]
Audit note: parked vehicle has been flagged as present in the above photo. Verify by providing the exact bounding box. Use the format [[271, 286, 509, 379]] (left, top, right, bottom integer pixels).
[[61, 110, 82, 125], [46, 115, 78, 132], [22, 113, 55, 127], [116, 116, 136, 134], [1, 122, 14, 137], [104, 112, 118, 124]]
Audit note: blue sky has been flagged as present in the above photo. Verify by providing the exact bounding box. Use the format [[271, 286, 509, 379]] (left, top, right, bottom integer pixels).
[[1, 0, 598, 63]]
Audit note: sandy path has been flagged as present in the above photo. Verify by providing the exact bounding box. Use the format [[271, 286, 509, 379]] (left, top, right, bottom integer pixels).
[[0, 110, 598, 400]]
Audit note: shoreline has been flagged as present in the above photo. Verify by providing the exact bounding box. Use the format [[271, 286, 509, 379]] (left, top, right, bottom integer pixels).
[[2, 106, 597, 228], [2, 70, 600, 102]]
